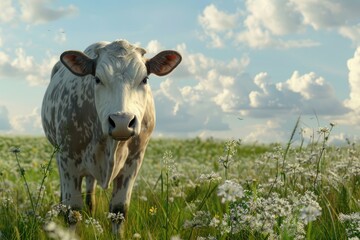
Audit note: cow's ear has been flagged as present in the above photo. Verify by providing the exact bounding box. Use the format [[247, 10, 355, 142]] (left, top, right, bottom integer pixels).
[[60, 51, 96, 76], [146, 51, 182, 76]]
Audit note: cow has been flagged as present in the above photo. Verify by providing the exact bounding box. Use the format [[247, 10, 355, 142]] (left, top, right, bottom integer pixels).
[[41, 39, 181, 236]]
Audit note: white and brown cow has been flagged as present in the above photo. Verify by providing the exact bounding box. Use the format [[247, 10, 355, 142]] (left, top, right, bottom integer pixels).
[[41, 39, 181, 235]]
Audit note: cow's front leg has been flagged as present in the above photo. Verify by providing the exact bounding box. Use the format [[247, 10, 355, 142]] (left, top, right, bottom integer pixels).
[[109, 155, 144, 236], [58, 158, 84, 225], [85, 175, 97, 214]]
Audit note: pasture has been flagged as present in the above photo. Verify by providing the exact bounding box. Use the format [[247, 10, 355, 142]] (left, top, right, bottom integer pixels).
[[0, 126, 359, 239]]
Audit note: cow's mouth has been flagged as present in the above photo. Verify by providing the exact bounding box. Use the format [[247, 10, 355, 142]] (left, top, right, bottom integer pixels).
[[108, 130, 135, 141]]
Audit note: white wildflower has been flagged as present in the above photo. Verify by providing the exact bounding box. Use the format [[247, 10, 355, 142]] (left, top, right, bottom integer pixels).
[[170, 235, 182, 240], [209, 215, 220, 228], [297, 191, 322, 224], [197, 236, 216, 240], [339, 212, 360, 239], [299, 205, 321, 224], [197, 172, 222, 183], [318, 127, 330, 134], [107, 212, 125, 224], [133, 232, 141, 239], [45, 204, 69, 222], [43, 221, 79, 240], [217, 180, 244, 203], [183, 211, 211, 229], [84, 217, 103, 234]]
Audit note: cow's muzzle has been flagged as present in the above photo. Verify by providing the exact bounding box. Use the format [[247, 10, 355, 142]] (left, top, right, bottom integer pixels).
[[108, 113, 136, 141]]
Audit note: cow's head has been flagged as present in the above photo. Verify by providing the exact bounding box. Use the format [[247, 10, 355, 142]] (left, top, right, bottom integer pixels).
[[60, 40, 181, 141]]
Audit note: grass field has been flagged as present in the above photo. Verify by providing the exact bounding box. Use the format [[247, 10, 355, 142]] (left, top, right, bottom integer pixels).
[[0, 125, 359, 239]]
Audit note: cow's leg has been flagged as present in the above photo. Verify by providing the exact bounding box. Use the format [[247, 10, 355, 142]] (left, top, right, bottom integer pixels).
[[85, 175, 97, 214], [58, 156, 83, 225], [109, 155, 144, 236]]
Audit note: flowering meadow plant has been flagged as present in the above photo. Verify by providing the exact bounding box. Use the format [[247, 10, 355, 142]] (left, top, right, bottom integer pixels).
[[0, 125, 359, 239]]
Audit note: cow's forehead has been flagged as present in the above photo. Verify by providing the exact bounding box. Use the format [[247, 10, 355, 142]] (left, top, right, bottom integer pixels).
[[101, 40, 146, 58], [96, 40, 147, 81]]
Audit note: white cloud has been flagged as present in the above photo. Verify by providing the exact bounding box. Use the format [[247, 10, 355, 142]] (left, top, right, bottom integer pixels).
[[0, 0, 16, 23], [198, 4, 240, 33], [198, 4, 241, 48], [146, 40, 164, 54], [245, 0, 303, 36], [26, 54, 58, 86], [328, 132, 360, 145], [0, 48, 57, 86], [345, 47, 360, 110], [335, 47, 360, 126], [0, 51, 10, 65], [0, 105, 11, 131], [243, 119, 286, 143], [11, 107, 43, 134], [19, 0, 78, 24], [152, 42, 250, 134], [244, 71, 348, 117], [151, 41, 349, 135], [154, 87, 229, 134], [291, 0, 360, 30], [173, 43, 250, 80], [339, 25, 360, 46], [198, 1, 360, 49], [11, 48, 34, 72]]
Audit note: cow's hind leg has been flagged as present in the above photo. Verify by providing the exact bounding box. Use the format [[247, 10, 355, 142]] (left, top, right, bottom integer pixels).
[[85, 175, 97, 214], [109, 155, 144, 237]]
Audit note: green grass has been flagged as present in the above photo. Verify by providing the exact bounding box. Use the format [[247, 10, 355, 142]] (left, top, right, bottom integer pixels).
[[0, 133, 359, 239]]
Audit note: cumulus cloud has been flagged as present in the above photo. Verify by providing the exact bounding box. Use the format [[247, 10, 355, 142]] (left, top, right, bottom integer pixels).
[[198, 1, 360, 49], [151, 41, 346, 135], [339, 25, 360, 46], [0, 106, 11, 131], [345, 47, 360, 110], [0, 0, 77, 25], [243, 119, 287, 143], [152, 42, 250, 134], [154, 84, 229, 134], [336, 47, 360, 126], [0, 0, 16, 23], [146, 40, 165, 54], [19, 0, 78, 24], [243, 71, 348, 117], [198, 4, 241, 48], [0, 48, 57, 86], [0, 106, 43, 136], [11, 108, 43, 134], [291, 0, 360, 30]]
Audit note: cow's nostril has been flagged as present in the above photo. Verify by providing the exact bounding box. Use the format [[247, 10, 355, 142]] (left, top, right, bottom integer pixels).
[[128, 117, 136, 129], [108, 116, 116, 129]]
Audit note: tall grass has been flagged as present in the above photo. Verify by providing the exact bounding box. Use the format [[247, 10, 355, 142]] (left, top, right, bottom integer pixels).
[[0, 127, 359, 239]]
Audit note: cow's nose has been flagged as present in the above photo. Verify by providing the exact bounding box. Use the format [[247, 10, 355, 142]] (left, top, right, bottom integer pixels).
[[108, 113, 136, 140]]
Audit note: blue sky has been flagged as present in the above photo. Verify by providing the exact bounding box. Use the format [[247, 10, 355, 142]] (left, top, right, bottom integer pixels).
[[1, 0, 360, 144]]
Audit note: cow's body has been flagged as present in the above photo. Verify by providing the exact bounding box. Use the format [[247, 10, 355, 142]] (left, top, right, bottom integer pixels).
[[41, 40, 181, 235]]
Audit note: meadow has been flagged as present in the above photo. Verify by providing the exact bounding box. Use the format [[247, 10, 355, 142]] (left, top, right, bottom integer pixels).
[[0, 123, 359, 239]]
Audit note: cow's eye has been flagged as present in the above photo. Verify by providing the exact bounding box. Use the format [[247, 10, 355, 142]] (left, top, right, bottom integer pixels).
[[95, 77, 102, 85], [142, 76, 149, 85]]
